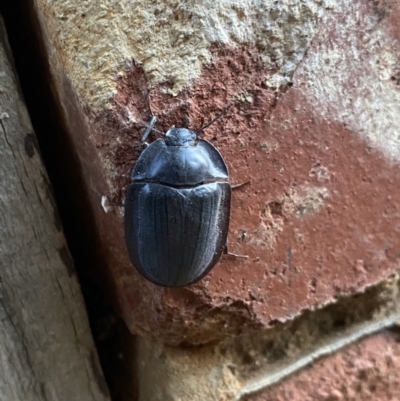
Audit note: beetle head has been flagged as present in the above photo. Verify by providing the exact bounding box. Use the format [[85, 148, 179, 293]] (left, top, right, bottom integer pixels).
[[165, 128, 196, 147]]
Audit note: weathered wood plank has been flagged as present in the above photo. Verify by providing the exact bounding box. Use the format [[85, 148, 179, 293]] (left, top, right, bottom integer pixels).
[[0, 16, 110, 401]]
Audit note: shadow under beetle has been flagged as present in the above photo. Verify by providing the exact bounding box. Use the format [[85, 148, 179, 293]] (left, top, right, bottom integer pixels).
[[124, 107, 244, 287]]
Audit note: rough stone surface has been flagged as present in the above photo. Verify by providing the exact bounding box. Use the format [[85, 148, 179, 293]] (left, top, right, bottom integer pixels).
[[37, 0, 324, 107], [300, 0, 400, 163], [30, 0, 400, 344], [248, 329, 400, 401], [134, 276, 400, 401]]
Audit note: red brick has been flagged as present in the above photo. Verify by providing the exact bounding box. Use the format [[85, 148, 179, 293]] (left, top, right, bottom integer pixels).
[[249, 330, 400, 401]]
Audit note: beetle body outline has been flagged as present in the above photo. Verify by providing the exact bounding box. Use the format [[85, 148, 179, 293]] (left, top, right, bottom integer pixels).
[[124, 127, 231, 287]]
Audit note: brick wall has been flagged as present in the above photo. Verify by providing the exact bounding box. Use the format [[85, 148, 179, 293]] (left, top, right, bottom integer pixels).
[[5, 0, 400, 399]]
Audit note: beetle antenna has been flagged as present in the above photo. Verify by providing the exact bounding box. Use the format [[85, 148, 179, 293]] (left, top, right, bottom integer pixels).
[[195, 104, 233, 134], [141, 115, 158, 143], [142, 90, 165, 139]]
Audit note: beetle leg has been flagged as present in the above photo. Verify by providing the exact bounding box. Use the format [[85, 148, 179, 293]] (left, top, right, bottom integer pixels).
[[223, 244, 248, 259], [231, 180, 251, 190]]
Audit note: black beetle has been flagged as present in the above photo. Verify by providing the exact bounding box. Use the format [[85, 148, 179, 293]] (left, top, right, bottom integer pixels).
[[124, 110, 237, 287]]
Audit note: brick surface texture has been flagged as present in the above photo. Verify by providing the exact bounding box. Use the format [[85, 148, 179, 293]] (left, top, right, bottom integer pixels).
[[250, 330, 400, 401]]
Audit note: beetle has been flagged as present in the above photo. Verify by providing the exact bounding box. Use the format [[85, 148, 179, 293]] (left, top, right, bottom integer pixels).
[[124, 107, 241, 287]]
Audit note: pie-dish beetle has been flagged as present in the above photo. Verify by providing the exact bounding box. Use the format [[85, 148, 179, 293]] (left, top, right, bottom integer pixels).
[[124, 107, 244, 287]]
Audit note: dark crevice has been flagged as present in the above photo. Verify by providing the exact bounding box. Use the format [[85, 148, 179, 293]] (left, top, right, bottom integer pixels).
[[0, 2, 127, 400]]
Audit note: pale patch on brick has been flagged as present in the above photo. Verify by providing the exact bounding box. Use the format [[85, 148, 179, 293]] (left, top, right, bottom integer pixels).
[[299, 0, 400, 162], [284, 185, 329, 218], [38, 0, 325, 109], [246, 185, 328, 248], [309, 163, 330, 182]]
